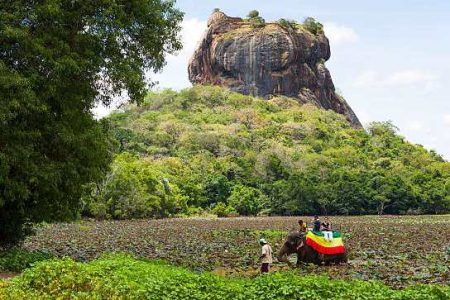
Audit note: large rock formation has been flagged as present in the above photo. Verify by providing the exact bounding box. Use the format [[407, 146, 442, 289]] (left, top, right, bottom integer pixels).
[[188, 11, 361, 127]]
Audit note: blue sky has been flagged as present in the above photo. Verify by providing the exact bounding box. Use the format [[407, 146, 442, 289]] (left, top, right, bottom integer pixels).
[[97, 1, 450, 160]]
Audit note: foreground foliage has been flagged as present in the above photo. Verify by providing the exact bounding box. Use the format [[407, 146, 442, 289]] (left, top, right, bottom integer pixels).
[[1, 254, 448, 299], [23, 216, 450, 288], [0, 0, 183, 246], [85, 86, 450, 219], [0, 249, 53, 273]]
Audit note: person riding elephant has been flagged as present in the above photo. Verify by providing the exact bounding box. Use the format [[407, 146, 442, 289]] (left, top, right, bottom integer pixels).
[[277, 231, 348, 266]]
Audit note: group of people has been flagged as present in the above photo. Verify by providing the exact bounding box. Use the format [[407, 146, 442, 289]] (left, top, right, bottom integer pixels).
[[259, 216, 333, 273], [298, 215, 332, 234]]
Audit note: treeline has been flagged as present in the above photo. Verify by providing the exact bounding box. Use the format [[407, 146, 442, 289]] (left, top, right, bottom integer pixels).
[[82, 86, 450, 218]]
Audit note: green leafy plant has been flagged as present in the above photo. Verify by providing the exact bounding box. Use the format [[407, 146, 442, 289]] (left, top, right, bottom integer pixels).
[[1, 254, 449, 299], [0, 249, 53, 272]]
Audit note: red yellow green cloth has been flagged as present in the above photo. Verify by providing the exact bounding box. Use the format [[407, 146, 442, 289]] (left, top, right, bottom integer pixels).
[[305, 231, 345, 255]]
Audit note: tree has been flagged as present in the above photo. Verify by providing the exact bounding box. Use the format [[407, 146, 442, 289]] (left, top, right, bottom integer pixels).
[[0, 0, 183, 247], [228, 185, 267, 216], [247, 10, 260, 19], [83, 153, 187, 219], [246, 10, 265, 28], [303, 17, 324, 34]]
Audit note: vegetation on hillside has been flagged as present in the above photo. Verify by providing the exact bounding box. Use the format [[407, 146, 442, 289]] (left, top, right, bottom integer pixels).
[[81, 86, 450, 219], [0, 0, 183, 247], [1, 254, 448, 299], [276, 17, 324, 34]]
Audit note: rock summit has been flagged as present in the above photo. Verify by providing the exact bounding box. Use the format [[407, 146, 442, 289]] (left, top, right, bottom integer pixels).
[[188, 11, 361, 127]]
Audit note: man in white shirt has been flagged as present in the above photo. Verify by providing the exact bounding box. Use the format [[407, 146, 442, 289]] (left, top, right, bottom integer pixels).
[[259, 238, 273, 273]]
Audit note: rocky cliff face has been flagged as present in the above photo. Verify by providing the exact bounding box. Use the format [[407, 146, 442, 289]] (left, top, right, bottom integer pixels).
[[188, 11, 361, 127]]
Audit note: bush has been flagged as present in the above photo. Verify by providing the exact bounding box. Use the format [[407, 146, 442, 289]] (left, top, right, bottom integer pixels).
[[278, 18, 298, 30], [1, 254, 449, 299], [303, 17, 324, 34], [249, 17, 266, 28], [211, 202, 237, 217], [0, 249, 54, 272]]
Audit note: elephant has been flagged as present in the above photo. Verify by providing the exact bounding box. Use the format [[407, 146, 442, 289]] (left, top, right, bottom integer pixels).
[[277, 231, 348, 266]]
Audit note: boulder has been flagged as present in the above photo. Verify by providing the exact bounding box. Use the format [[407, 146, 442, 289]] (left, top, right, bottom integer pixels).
[[188, 11, 361, 127]]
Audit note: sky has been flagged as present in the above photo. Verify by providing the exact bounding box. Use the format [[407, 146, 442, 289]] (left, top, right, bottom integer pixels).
[[95, 0, 450, 160]]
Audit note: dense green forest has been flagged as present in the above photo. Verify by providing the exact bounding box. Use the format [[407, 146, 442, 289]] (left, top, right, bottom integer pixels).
[[82, 86, 450, 218]]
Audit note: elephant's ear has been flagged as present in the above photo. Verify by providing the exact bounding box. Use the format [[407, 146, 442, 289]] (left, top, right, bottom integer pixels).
[[297, 237, 306, 249]]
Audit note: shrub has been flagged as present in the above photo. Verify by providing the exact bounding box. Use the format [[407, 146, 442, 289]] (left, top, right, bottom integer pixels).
[[211, 202, 237, 217], [303, 17, 324, 34], [250, 16, 265, 28], [0, 249, 54, 272], [278, 18, 299, 30]]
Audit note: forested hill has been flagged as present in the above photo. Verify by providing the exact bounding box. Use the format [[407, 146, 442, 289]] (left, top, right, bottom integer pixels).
[[84, 85, 450, 219]]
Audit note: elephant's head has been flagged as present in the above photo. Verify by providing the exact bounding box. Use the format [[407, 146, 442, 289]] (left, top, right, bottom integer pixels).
[[277, 231, 304, 262]]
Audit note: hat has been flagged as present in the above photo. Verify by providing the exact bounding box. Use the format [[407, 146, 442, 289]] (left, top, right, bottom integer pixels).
[[259, 238, 268, 244]]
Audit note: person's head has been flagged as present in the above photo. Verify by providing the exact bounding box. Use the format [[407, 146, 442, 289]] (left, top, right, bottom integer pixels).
[[298, 220, 304, 225], [259, 238, 268, 246], [314, 215, 319, 220]]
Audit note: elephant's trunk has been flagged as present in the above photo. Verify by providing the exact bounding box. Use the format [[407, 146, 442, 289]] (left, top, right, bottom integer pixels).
[[277, 243, 289, 262]]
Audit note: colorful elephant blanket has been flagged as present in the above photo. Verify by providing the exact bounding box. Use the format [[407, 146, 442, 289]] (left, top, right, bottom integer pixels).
[[305, 231, 345, 255]]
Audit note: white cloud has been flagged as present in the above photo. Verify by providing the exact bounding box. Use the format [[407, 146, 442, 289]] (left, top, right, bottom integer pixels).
[[354, 69, 439, 91], [444, 114, 450, 126], [384, 70, 437, 87], [353, 70, 378, 88], [323, 22, 358, 45], [406, 121, 424, 131]]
